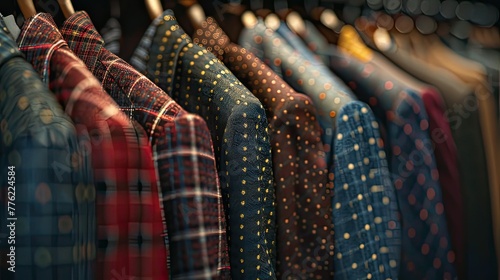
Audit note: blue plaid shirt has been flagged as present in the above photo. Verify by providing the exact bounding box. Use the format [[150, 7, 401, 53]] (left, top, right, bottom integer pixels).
[[0, 18, 94, 280]]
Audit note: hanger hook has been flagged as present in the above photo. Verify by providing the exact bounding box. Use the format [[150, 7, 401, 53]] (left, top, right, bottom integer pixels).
[[57, 0, 75, 18], [17, 0, 36, 19], [144, 0, 163, 20]]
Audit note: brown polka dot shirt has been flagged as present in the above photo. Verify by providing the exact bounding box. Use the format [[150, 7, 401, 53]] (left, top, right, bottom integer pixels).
[[192, 17, 334, 279]]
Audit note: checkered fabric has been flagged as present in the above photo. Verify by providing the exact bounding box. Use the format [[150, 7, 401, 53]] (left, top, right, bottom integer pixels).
[[298, 21, 468, 279], [60, 11, 230, 280], [0, 18, 92, 280], [16, 13, 169, 280], [130, 10, 277, 280], [329, 46, 458, 280], [239, 22, 402, 280]]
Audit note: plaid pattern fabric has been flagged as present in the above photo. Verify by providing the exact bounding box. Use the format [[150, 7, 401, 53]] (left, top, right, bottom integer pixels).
[[192, 18, 334, 279], [60, 11, 230, 279], [332, 102, 401, 280], [328, 46, 458, 279], [16, 13, 169, 280], [381, 44, 498, 279], [0, 19, 91, 280], [130, 10, 277, 280], [239, 23, 402, 279]]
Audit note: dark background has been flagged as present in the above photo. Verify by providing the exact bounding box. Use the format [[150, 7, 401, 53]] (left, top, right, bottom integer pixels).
[[1, 0, 499, 61]]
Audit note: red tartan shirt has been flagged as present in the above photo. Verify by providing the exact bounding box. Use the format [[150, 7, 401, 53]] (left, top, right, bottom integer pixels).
[[17, 13, 169, 280], [59, 11, 231, 279]]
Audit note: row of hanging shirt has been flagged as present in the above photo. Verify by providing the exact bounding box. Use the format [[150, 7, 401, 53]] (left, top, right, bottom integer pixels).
[[0, 0, 499, 279]]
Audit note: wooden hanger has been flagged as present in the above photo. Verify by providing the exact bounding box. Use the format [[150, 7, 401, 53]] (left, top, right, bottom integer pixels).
[[187, 3, 206, 28], [144, 0, 163, 20], [318, 8, 343, 33], [262, 0, 293, 31], [408, 30, 487, 86], [373, 27, 393, 52], [57, 0, 75, 18], [175, 0, 206, 28], [17, 0, 36, 19], [242, 10, 258, 29], [337, 25, 374, 63], [286, 11, 306, 36], [264, 13, 281, 31], [309, 7, 340, 44]]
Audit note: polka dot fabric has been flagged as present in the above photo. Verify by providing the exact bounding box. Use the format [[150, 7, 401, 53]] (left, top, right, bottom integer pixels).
[[0, 21, 92, 279], [333, 102, 401, 280], [131, 10, 277, 280], [300, 22, 467, 279], [329, 47, 457, 280], [240, 22, 402, 280], [240, 22, 354, 166], [192, 17, 334, 279]]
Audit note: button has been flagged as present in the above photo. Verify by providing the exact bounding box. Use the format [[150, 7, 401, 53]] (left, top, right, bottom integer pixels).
[[17, 96, 29, 110], [3, 130, 12, 146], [40, 109, 54, 124], [35, 183, 52, 204], [75, 183, 85, 202], [58, 216, 73, 233], [34, 248, 52, 267]]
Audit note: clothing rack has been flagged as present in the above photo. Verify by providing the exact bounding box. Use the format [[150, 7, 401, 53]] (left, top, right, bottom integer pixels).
[[1, 0, 499, 279]]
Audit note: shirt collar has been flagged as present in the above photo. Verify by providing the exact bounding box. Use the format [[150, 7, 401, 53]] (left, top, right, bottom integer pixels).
[[146, 9, 193, 77], [17, 13, 65, 47], [60, 11, 103, 73], [17, 13, 67, 83], [193, 17, 231, 61], [0, 16, 24, 68]]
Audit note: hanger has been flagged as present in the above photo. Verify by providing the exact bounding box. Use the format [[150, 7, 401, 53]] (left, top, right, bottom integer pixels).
[[408, 30, 487, 86], [261, 0, 282, 31], [57, 0, 75, 18], [264, 13, 281, 31], [317, 8, 343, 33], [470, 26, 500, 48], [285, 11, 306, 36], [173, 0, 206, 28], [242, 10, 258, 29], [17, 0, 36, 19], [186, 3, 206, 28], [309, 7, 340, 44], [337, 25, 374, 63], [144, 0, 163, 20]]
